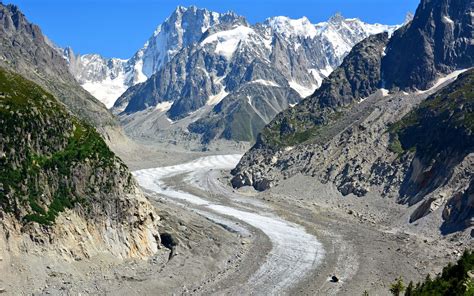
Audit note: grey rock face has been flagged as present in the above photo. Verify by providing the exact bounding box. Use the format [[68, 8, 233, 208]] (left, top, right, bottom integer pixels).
[[442, 177, 474, 233], [315, 33, 389, 108], [393, 70, 474, 231], [189, 82, 300, 142], [381, 0, 473, 90], [0, 3, 117, 131]]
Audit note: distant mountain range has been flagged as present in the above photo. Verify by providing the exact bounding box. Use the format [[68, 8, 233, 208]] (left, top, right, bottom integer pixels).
[[64, 6, 398, 143]]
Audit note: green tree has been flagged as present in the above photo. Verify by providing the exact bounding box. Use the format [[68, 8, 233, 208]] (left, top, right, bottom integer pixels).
[[390, 277, 405, 296], [395, 250, 474, 295], [404, 281, 414, 296]]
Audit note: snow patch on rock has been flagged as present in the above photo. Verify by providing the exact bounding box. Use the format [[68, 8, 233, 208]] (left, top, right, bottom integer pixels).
[[250, 79, 281, 87], [207, 88, 229, 105], [289, 81, 317, 98], [201, 26, 255, 59]]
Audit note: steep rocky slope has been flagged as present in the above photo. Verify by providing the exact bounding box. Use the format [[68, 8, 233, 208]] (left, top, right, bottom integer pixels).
[[251, 32, 389, 148], [391, 69, 474, 232], [0, 67, 160, 260], [232, 0, 473, 233], [382, 0, 473, 90], [0, 3, 117, 132]]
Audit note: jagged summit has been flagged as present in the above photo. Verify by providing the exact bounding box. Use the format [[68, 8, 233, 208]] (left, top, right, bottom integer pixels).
[[67, 6, 246, 108], [265, 16, 318, 38], [68, 7, 396, 112], [328, 12, 345, 23], [404, 11, 414, 23]]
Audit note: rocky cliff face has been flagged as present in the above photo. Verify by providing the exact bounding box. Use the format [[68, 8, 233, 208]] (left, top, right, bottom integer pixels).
[[232, 0, 473, 233], [381, 0, 473, 90], [0, 68, 160, 260], [0, 3, 117, 132], [391, 69, 474, 231], [104, 8, 395, 143]]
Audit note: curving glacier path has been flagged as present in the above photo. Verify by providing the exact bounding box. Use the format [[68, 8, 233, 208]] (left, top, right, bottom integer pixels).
[[133, 155, 324, 295]]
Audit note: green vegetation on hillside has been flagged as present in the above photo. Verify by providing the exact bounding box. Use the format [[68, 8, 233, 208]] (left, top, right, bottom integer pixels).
[[0, 67, 125, 225], [261, 108, 343, 148], [388, 69, 474, 155], [401, 250, 474, 296]]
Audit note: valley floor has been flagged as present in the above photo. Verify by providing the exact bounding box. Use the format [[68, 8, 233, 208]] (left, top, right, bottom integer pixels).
[[1, 145, 471, 295]]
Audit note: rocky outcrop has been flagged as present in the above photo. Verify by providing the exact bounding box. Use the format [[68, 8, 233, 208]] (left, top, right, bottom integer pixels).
[[381, 0, 473, 90], [393, 70, 474, 205], [0, 3, 117, 132], [0, 68, 160, 260], [442, 178, 474, 234]]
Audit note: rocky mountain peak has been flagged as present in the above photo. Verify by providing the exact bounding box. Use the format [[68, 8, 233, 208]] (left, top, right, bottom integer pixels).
[[265, 16, 317, 38], [62, 46, 73, 60], [404, 11, 415, 24], [0, 2, 117, 130], [174, 5, 189, 14], [66, 6, 250, 108], [1, 3, 39, 39], [328, 12, 346, 24]]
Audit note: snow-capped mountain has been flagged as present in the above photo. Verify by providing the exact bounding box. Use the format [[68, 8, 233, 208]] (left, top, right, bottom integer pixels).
[[68, 7, 395, 109], [65, 49, 130, 108], [67, 6, 245, 107], [67, 6, 397, 143]]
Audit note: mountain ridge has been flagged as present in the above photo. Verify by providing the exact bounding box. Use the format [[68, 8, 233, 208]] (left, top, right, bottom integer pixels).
[[0, 66, 160, 260], [0, 3, 118, 133], [67, 7, 397, 110]]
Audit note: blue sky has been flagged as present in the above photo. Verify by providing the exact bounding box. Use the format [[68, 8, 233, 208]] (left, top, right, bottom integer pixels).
[[7, 0, 419, 59]]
